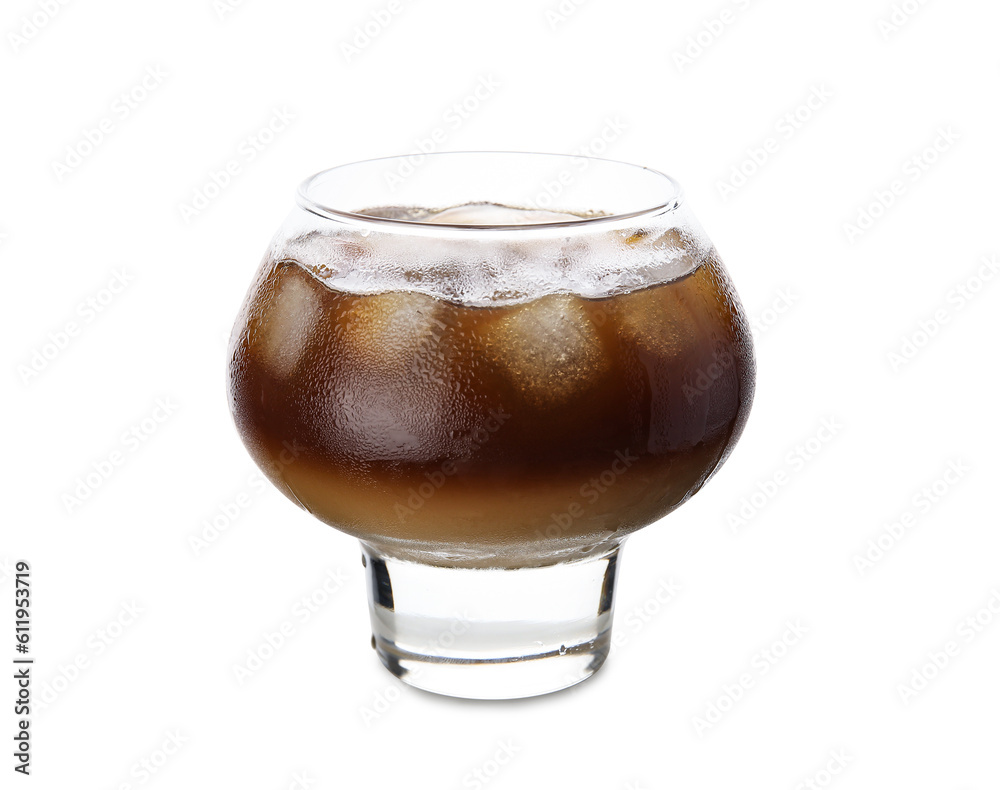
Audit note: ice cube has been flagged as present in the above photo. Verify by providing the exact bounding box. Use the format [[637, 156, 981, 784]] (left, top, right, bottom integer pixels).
[[423, 203, 583, 226], [255, 263, 324, 379], [338, 290, 448, 379], [332, 291, 475, 462], [485, 294, 609, 407], [614, 281, 699, 361]]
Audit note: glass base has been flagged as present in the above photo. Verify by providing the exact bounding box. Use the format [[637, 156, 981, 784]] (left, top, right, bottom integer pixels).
[[360, 542, 622, 700]]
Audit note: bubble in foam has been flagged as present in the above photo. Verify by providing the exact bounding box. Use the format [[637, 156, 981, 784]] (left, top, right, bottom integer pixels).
[[284, 203, 708, 306]]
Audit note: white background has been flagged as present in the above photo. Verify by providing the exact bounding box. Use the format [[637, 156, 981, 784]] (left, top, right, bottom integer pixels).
[[4, 0, 1000, 787]]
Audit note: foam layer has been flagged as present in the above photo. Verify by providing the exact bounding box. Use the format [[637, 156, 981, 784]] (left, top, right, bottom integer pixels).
[[276, 202, 710, 306]]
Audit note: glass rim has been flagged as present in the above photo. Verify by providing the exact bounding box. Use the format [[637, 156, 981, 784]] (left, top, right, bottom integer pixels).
[[295, 151, 684, 234]]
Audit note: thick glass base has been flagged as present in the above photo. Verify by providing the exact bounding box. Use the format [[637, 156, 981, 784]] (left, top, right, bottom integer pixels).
[[360, 542, 622, 700]]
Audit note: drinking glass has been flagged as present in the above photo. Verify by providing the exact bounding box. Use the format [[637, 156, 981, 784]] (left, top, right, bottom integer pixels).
[[228, 152, 755, 699]]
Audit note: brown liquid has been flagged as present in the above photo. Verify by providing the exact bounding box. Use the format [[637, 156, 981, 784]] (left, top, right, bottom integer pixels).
[[228, 244, 754, 566]]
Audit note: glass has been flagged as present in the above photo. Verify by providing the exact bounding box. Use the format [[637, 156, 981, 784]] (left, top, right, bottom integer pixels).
[[227, 152, 755, 699]]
